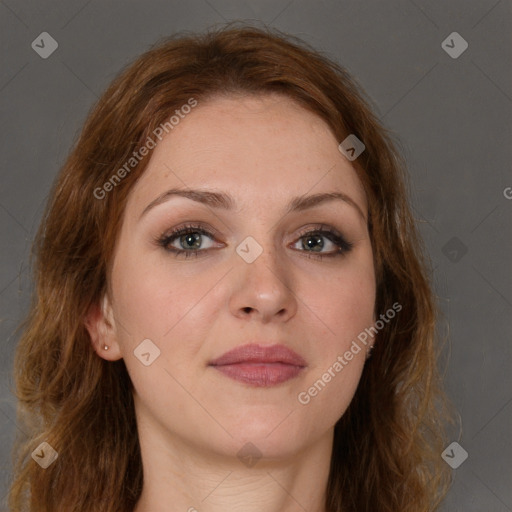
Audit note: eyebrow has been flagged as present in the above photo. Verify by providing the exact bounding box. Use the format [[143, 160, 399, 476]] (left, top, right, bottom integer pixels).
[[139, 188, 367, 222]]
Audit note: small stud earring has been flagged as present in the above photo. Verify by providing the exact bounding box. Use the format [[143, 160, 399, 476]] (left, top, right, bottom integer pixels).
[[103, 345, 109, 350], [366, 345, 374, 360]]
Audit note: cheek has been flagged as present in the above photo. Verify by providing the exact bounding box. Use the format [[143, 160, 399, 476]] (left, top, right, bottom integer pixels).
[[332, 272, 375, 337], [301, 258, 376, 354], [294, 263, 375, 427], [110, 253, 218, 406], [111, 250, 221, 357], [296, 353, 365, 434]]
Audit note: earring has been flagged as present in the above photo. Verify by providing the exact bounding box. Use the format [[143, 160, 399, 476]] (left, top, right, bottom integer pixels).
[[366, 345, 374, 360], [103, 345, 109, 350]]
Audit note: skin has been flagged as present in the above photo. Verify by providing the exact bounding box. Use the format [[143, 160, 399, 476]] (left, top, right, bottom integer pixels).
[[85, 93, 376, 512]]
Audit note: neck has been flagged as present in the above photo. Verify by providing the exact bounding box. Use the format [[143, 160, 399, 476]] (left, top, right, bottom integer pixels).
[[133, 419, 333, 512]]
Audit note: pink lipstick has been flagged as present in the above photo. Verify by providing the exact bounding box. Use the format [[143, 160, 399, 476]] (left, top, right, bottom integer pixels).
[[209, 343, 307, 387]]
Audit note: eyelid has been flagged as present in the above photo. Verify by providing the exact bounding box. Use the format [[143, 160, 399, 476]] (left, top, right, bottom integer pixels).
[[294, 223, 344, 239], [158, 221, 220, 240]]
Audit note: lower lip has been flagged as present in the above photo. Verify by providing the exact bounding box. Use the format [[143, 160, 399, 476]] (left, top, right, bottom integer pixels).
[[211, 362, 304, 387]]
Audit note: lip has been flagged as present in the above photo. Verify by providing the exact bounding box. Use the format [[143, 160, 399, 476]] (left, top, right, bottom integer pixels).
[[209, 343, 307, 387]]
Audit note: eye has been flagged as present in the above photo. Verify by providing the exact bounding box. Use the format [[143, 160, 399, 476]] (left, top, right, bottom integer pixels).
[[155, 223, 353, 260], [291, 225, 353, 260], [156, 224, 220, 259]]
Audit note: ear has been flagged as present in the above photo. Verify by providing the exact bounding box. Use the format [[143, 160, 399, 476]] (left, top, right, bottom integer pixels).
[[84, 293, 123, 361]]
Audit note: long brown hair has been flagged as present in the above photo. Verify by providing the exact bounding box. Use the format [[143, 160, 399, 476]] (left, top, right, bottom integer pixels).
[[9, 22, 455, 511]]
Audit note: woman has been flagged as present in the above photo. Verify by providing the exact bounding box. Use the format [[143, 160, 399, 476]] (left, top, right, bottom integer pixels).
[[9, 23, 454, 512]]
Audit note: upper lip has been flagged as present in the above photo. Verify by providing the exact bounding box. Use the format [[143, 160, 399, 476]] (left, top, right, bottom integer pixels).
[[209, 343, 307, 367]]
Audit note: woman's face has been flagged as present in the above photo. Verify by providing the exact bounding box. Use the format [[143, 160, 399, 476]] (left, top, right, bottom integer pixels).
[[94, 93, 376, 460]]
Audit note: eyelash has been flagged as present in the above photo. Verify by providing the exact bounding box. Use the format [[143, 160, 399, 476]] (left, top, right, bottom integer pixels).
[[155, 223, 354, 260]]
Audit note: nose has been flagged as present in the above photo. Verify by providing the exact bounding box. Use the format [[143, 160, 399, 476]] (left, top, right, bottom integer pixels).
[[228, 240, 298, 324]]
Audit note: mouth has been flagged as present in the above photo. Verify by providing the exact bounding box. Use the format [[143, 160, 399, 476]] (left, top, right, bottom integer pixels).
[[208, 343, 307, 387]]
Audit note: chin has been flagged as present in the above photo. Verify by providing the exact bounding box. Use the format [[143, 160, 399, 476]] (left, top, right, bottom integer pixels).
[[227, 414, 311, 456]]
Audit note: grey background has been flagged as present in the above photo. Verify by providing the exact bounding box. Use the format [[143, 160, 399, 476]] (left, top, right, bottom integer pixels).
[[0, 0, 511, 510]]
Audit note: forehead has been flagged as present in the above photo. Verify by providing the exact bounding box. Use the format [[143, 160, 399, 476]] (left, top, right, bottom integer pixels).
[[128, 93, 368, 216]]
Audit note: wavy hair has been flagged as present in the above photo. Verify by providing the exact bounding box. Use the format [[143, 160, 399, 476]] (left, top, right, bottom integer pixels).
[[8, 22, 455, 511]]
